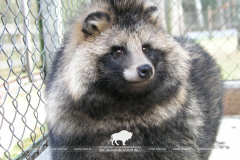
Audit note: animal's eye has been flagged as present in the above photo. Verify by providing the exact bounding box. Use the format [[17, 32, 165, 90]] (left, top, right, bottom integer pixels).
[[142, 47, 149, 54], [113, 49, 124, 57]]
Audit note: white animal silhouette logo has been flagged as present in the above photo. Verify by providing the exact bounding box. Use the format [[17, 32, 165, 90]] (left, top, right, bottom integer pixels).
[[110, 130, 133, 146]]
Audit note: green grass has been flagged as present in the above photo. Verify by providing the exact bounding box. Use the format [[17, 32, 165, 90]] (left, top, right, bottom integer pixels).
[[0, 125, 48, 160]]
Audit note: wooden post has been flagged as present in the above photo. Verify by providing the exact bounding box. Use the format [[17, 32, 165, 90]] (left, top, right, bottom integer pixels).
[[194, 0, 204, 28], [238, 30, 240, 50], [238, 1, 240, 50], [217, 0, 226, 30], [231, 0, 236, 27], [155, 0, 167, 30], [225, 2, 230, 28], [170, 0, 184, 36]]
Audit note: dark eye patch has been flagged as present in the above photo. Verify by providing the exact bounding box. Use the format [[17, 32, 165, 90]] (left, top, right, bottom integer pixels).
[[111, 46, 124, 52], [142, 43, 151, 49], [142, 43, 150, 54]]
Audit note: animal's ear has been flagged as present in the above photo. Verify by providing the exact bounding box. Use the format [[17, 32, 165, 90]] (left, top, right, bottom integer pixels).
[[82, 11, 110, 36], [143, 2, 160, 24]]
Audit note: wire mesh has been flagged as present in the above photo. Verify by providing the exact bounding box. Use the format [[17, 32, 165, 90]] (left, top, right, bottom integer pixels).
[[0, 0, 240, 160]]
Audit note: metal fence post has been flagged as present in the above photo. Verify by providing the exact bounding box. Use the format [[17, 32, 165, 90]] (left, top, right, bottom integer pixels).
[[40, 0, 63, 77], [21, 0, 33, 80]]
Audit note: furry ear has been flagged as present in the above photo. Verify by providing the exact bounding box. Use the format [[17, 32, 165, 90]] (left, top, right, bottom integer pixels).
[[143, 1, 160, 24], [82, 11, 110, 36]]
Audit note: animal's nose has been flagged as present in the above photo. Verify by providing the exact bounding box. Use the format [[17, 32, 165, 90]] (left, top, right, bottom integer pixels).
[[138, 64, 153, 80]]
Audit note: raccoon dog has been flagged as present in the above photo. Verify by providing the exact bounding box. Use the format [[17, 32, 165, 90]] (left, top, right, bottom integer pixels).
[[45, 0, 223, 159]]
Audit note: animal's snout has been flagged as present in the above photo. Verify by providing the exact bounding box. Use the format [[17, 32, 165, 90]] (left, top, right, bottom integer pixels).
[[138, 64, 153, 80]]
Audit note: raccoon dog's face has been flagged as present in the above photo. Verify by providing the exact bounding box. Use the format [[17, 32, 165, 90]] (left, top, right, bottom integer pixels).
[[97, 29, 164, 94], [61, 0, 190, 99]]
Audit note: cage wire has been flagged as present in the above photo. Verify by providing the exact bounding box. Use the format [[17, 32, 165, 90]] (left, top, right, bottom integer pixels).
[[0, 0, 240, 159]]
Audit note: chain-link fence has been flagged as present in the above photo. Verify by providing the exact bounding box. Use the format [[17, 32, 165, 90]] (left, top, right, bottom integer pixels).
[[0, 0, 240, 159]]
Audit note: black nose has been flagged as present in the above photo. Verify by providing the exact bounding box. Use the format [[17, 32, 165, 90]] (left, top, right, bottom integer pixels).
[[138, 64, 153, 80]]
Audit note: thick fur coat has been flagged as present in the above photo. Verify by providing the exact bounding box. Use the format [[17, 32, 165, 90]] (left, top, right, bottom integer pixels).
[[45, 0, 223, 159]]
